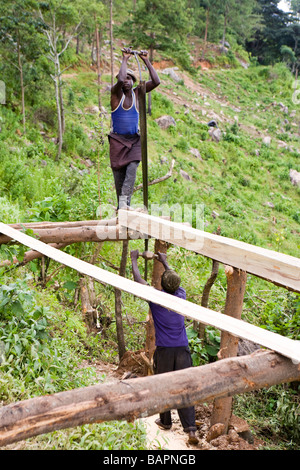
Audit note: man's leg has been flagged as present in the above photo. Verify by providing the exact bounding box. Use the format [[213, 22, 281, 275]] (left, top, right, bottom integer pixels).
[[112, 166, 126, 209], [120, 161, 139, 207], [174, 347, 197, 434], [153, 347, 175, 428]]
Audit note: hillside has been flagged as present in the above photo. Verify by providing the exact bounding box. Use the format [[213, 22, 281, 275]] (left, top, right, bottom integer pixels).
[[0, 39, 299, 451]]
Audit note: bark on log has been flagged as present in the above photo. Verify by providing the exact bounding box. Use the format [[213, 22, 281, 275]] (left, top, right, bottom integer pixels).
[[8, 218, 117, 230], [0, 243, 67, 267], [0, 225, 146, 245], [210, 266, 247, 432], [0, 350, 299, 447]]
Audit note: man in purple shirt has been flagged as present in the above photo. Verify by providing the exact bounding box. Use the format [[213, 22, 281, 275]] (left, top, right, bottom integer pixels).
[[130, 250, 199, 446]]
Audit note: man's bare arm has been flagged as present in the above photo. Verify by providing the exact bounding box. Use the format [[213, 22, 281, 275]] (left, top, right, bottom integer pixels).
[[139, 51, 160, 93], [110, 49, 131, 108], [131, 250, 148, 285]]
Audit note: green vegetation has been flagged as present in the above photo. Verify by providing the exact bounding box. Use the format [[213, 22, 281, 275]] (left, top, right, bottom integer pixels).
[[0, 0, 299, 451]]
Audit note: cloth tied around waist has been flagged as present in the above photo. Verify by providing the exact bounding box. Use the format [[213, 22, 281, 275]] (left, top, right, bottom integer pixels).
[[108, 132, 141, 170]]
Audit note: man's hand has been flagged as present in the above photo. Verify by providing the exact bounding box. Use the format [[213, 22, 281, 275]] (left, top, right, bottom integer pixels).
[[138, 50, 149, 62], [157, 252, 167, 264], [130, 249, 139, 260], [121, 47, 132, 61]]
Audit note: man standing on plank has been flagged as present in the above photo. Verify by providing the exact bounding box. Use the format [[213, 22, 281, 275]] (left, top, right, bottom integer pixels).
[[108, 48, 160, 210], [130, 249, 199, 446]]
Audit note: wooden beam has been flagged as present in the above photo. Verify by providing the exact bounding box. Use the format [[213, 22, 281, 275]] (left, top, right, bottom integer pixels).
[[0, 224, 145, 245], [118, 210, 300, 293], [0, 222, 299, 362], [0, 350, 299, 447]]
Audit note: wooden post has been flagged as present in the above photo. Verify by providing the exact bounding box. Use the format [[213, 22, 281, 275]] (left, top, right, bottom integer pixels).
[[210, 265, 247, 433], [144, 239, 168, 374]]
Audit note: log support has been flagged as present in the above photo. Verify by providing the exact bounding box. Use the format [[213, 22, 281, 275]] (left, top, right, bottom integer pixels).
[[0, 350, 299, 447], [210, 266, 247, 433]]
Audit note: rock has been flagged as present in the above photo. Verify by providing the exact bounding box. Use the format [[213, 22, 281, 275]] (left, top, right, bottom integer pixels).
[[229, 414, 254, 444], [190, 148, 202, 160], [264, 201, 274, 208], [262, 136, 271, 145], [161, 67, 181, 83], [180, 169, 192, 181], [155, 115, 176, 130], [209, 127, 222, 142], [278, 102, 288, 114], [85, 105, 100, 114], [290, 169, 300, 187], [206, 423, 225, 442]]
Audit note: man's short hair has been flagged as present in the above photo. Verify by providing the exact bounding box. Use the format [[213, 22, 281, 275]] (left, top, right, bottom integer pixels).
[[161, 269, 181, 294]]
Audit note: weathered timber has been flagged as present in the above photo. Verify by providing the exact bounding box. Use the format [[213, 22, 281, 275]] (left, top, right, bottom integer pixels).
[[0, 224, 145, 245], [8, 218, 117, 230], [118, 210, 300, 293], [210, 266, 247, 432], [0, 350, 299, 447], [0, 243, 67, 267], [0, 222, 299, 362]]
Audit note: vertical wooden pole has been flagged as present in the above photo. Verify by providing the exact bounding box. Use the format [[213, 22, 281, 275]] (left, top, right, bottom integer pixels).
[[144, 239, 168, 374], [115, 241, 128, 360], [210, 265, 247, 433], [138, 80, 149, 280]]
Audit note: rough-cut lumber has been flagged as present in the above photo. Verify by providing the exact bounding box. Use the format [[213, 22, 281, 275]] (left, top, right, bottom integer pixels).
[[0, 222, 299, 362], [118, 210, 300, 293], [0, 350, 299, 447]]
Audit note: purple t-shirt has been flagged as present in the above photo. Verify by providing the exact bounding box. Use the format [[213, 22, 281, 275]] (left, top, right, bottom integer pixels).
[[149, 286, 188, 347]]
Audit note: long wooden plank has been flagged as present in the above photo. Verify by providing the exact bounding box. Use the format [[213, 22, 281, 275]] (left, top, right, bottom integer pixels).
[[0, 222, 299, 362], [118, 210, 300, 293]]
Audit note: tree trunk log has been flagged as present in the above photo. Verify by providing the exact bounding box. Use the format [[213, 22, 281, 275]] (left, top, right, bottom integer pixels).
[[0, 225, 145, 245], [210, 266, 247, 432], [0, 350, 299, 447], [0, 243, 67, 267]]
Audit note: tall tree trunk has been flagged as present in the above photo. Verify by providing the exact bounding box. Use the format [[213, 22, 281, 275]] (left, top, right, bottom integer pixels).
[[57, 60, 65, 135], [17, 33, 26, 134], [54, 66, 63, 161], [95, 20, 102, 110], [110, 0, 114, 86], [201, 7, 210, 60]]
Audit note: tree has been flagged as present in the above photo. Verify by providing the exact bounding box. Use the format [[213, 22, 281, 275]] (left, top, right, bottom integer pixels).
[[0, 0, 45, 133], [117, 0, 193, 65], [38, 0, 82, 160], [246, 0, 291, 64]]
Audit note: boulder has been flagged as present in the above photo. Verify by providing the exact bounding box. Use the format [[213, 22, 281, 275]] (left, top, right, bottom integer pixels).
[[290, 169, 300, 187], [155, 115, 176, 130]]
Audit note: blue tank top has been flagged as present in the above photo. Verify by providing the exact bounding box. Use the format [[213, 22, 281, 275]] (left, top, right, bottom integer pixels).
[[111, 90, 139, 135]]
